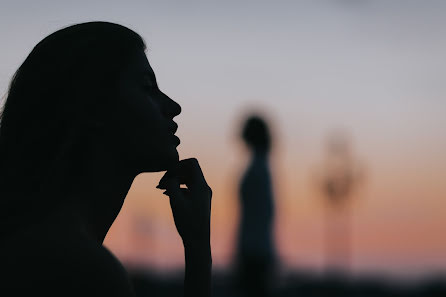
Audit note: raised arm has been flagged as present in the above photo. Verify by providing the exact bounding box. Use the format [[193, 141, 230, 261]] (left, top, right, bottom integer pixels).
[[158, 158, 212, 297]]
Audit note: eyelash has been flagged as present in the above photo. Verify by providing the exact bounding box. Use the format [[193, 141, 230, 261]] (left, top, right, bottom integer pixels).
[[144, 84, 158, 92]]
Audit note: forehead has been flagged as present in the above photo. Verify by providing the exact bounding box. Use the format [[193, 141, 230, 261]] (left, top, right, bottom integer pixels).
[[124, 49, 155, 79]]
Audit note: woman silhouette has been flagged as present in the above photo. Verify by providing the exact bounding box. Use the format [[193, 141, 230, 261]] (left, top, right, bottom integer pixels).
[[237, 115, 276, 297], [0, 22, 212, 296]]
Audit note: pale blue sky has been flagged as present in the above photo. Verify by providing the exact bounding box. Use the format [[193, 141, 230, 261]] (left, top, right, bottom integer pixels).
[[1, 1, 445, 152]]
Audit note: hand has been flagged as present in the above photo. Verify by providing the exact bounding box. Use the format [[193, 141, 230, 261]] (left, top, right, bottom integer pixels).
[[157, 158, 212, 247]]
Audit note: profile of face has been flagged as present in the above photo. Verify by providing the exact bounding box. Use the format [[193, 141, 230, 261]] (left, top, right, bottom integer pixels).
[[114, 49, 182, 173]]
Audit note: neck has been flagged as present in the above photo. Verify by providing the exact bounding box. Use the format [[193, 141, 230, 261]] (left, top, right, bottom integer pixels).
[[78, 171, 135, 243], [64, 148, 138, 244]]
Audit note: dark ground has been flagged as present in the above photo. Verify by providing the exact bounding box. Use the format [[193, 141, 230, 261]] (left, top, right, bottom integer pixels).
[[129, 268, 446, 297]]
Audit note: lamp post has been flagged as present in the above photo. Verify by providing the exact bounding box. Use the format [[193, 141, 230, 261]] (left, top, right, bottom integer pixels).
[[319, 132, 361, 277]]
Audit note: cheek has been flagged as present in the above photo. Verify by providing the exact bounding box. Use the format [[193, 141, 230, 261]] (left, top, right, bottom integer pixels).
[[126, 110, 166, 158], [122, 93, 162, 134], [117, 90, 172, 158]]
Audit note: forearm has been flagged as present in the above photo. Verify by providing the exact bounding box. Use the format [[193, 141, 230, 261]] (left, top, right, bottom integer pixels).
[[184, 242, 212, 297]]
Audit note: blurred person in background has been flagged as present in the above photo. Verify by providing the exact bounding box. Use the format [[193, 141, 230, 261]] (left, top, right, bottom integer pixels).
[[0, 22, 212, 297], [236, 114, 276, 297]]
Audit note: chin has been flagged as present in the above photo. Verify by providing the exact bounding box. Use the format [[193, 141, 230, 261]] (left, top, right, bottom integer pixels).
[[142, 149, 179, 173], [164, 150, 180, 170]]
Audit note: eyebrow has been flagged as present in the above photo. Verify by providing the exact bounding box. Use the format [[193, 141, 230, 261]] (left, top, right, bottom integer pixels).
[[142, 70, 157, 82], [142, 71, 158, 88]]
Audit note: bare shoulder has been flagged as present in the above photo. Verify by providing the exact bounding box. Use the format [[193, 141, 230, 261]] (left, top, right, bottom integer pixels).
[[1, 220, 135, 296]]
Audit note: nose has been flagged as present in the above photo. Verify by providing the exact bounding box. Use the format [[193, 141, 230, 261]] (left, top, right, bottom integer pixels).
[[162, 92, 181, 118]]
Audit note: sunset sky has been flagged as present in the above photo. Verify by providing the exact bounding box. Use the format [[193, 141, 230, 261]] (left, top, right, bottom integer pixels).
[[1, 0, 445, 280]]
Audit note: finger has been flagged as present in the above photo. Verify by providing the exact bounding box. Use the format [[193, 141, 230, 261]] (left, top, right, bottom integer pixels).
[[174, 158, 209, 192], [158, 158, 208, 191], [162, 176, 184, 200], [168, 188, 189, 215], [158, 165, 180, 189], [169, 193, 184, 213]]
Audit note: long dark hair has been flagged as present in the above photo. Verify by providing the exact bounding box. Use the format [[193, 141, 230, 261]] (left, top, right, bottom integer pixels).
[[0, 22, 146, 229]]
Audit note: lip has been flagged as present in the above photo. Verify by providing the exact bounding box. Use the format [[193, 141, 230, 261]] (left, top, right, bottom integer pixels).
[[168, 121, 180, 146], [168, 122, 178, 134], [172, 134, 181, 146]]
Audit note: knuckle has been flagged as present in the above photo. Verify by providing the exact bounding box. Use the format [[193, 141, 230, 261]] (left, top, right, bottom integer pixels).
[[207, 186, 212, 197], [191, 158, 200, 169], [184, 157, 199, 165]]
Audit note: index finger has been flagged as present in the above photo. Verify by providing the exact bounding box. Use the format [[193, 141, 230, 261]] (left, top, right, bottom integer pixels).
[[159, 158, 208, 191]]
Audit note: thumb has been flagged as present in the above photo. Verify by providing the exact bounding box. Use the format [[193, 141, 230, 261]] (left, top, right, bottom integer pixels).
[[168, 188, 189, 211], [164, 176, 182, 199], [163, 176, 188, 214]]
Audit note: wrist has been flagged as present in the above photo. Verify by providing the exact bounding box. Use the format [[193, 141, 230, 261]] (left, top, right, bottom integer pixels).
[[184, 239, 212, 265], [183, 239, 211, 251]]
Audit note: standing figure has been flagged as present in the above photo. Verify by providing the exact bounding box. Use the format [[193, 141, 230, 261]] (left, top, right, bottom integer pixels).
[[236, 115, 276, 297]]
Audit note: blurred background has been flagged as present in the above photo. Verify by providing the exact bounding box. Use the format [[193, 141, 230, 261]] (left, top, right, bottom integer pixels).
[[1, 0, 445, 296]]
